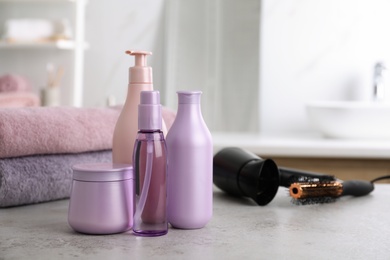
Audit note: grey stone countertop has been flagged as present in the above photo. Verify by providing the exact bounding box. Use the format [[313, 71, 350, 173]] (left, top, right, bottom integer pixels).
[[1, 184, 390, 260]]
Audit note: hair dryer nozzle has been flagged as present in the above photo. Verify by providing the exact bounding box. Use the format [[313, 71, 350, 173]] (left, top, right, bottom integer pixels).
[[213, 147, 279, 206]]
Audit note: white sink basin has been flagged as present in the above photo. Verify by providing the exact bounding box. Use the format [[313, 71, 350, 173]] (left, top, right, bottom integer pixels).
[[306, 101, 390, 139]]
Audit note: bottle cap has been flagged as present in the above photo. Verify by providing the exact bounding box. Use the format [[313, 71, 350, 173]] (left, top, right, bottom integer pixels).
[[125, 50, 153, 84], [138, 90, 162, 130], [177, 91, 202, 104], [72, 163, 133, 182]]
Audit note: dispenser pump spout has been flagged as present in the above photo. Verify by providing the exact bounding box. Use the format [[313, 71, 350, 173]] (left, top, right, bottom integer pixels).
[[125, 50, 153, 84], [126, 50, 152, 66]]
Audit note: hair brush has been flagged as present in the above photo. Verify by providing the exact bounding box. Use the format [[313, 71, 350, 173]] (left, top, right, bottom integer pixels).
[[289, 179, 375, 205]]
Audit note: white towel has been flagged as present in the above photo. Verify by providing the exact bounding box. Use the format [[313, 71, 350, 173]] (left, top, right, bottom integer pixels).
[[4, 19, 54, 41], [3, 19, 72, 42]]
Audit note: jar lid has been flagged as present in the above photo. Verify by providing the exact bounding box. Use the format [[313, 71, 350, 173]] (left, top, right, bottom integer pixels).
[[72, 163, 133, 182]]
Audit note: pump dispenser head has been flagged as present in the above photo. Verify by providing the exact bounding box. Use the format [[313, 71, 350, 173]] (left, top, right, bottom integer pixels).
[[125, 50, 153, 84], [138, 91, 162, 131]]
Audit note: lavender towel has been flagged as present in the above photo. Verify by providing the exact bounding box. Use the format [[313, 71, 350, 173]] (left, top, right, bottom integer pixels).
[[0, 150, 112, 208], [0, 106, 176, 159]]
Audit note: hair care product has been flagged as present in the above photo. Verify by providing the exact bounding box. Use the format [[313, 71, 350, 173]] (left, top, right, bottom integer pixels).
[[132, 90, 168, 236], [68, 163, 133, 234], [112, 50, 167, 164], [166, 91, 213, 229]]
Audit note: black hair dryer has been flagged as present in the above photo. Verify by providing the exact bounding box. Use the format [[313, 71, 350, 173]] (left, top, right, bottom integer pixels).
[[213, 147, 280, 206], [213, 147, 371, 206]]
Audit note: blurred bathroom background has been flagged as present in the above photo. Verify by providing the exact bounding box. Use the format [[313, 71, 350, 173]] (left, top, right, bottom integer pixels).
[[1, 0, 390, 136]]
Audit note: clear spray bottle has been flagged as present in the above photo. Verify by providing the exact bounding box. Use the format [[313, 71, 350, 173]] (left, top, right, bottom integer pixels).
[[132, 90, 168, 236]]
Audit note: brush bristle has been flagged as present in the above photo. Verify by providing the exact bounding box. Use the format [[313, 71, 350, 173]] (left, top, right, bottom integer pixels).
[[291, 197, 338, 205]]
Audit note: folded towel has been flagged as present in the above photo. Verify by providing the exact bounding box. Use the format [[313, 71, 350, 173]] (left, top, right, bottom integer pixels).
[[4, 19, 54, 42], [0, 106, 119, 159], [0, 150, 112, 207], [4, 19, 73, 42], [0, 91, 40, 107], [0, 74, 32, 92], [0, 106, 175, 159]]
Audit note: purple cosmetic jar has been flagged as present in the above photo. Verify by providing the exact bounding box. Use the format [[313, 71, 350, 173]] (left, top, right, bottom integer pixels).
[[68, 163, 134, 235]]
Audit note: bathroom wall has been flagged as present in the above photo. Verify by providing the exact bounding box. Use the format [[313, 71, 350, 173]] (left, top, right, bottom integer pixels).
[[3, 0, 390, 135], [163, 0, 260, 132], [0, 0, 165, 107], [260, 0, 390, 135], [83, 0, 166, 107], [161, 0, 390, 134], [84, 0, 260, 133]]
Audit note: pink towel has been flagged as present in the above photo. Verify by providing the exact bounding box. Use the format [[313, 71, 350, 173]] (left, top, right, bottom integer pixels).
[[0, 91, 40, 107], [0, 74, 32, 92], [0, 106, 176, 159]]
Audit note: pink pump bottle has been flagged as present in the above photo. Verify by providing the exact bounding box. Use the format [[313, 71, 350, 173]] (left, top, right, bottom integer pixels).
[[112, 50, 167, 164], [166, 91, 213, 229], [132, 90, 168, 236]]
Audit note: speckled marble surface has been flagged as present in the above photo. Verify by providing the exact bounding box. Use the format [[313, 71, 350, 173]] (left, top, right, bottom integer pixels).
[[1, 185, 390, 259]]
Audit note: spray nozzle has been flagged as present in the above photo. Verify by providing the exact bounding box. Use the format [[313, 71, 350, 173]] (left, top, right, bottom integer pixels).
[[138, 91, 162, 131], [125, 50, 153, 84], [125, 50, 152, 66]]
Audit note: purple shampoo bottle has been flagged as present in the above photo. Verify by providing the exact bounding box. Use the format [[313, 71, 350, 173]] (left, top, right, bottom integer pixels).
[[133, 91, 168, 236], [166, 91, 213, 229]]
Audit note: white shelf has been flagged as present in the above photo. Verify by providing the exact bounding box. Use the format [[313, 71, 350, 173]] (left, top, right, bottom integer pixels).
[[0, 0, 87, 106], [0, 40, 88, 50]]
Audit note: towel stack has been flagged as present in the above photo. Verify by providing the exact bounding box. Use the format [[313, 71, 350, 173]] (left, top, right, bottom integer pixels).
[[0, 74, 40, 107], [0, 105, 176, 207]]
